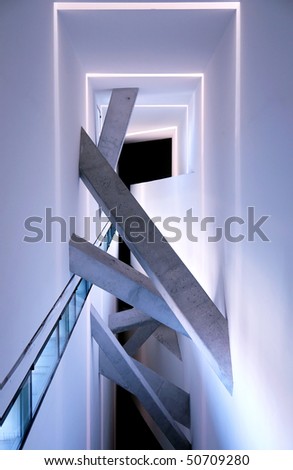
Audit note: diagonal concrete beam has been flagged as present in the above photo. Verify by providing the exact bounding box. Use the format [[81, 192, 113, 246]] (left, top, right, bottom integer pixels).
[[91, 307, 191, 449], [109, 310, 182, 359], [109, 308, 154, 334], [79, 129, 233, 392], [69, 234, 187, 336], [99, 350, 190, 429], [98, 88, 138, 170], [153, 326, 182, 361], [123, 321, 159, 356], [133, 358, 190, 429]]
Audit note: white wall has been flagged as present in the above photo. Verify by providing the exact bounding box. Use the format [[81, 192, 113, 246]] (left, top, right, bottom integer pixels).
[[232, 0, 293, 449], [0, 0, 57, 382], [133, 0, 293, 450], [193, 0, 293, 450], [0, 0, 108, 450]]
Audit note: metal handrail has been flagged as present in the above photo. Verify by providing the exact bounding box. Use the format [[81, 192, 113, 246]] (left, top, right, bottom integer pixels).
[[0, 222, 115, 449], [0, 221, 112, 395], [0, 275, 75, 392]]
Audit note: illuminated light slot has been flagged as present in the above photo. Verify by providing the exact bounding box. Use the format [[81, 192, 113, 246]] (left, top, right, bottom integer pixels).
[[235, 3, 241, 213], [53, 4, 64, 288], [185, 105, 189, 173], [134, 105, 188, 108], [126, 126, 177, 138], [53, 4, 61, 210], [86, 72, 203, 79], [200, 73, 205, 216], [54, 3, 240, 12], [85, 75, 89, 133]]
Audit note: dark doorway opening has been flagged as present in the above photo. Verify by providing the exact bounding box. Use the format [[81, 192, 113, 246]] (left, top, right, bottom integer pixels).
[[118, 138, 172, 187], [117, 138, 172, 312], [115, 138, 172, 450]]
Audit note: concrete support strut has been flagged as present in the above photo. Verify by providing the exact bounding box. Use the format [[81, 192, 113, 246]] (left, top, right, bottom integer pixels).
[[123, 321, 159, 356], [98, 88, 138, 170], [109, 308, 155, 334], [109, 310, 182, 360], [109, 309, 182, 359], [99, 351, 190, 428], [79, 129, 233, 392], [91, 307, 191, 449], [69, 234, 187, 336], [153, 326, 182, 361]]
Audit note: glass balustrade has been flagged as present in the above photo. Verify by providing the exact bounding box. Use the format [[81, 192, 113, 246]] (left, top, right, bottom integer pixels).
[[0, 224, 114, 449]]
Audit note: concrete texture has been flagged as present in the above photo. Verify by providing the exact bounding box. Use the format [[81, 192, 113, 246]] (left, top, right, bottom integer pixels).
[[109, 308, 155, 334], [98, 88, 138, 170], [109, 309, 181, 359], [91, 307, 191, 449], [132, 358, 190, 429], [79, 129, 233, 392], [123, 321, 159, 356], [99, 351, 190, 429], [153, 326, 182, 361], [108, 308, 182, 361]]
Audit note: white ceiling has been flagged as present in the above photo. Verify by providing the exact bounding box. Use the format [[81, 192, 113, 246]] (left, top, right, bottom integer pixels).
[[59, 6, 235, 143], [60, 9, 234, 73]]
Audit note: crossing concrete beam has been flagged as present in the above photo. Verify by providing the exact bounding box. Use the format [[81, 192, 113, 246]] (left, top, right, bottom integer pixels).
[[109, 308, 154, 334], [123, 321, 159, 356], [79, 129, 233, 392], [109, 310, 182, 359], [153, 326, 182, 361], [91, 307, 191, 449], [99, 350, 190, 429], [69, 234, 187, 337]]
